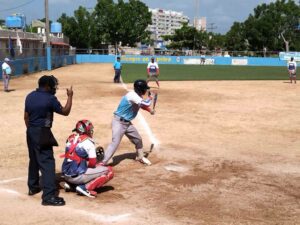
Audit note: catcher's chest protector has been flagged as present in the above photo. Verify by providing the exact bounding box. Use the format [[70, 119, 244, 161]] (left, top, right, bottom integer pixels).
[[65, 134, 89, 164]]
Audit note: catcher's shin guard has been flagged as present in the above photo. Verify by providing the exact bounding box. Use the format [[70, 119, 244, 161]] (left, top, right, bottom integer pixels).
[[86, 167, 114, 191]]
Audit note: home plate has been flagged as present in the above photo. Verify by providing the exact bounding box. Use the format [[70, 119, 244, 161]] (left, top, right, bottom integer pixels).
[[164, 164, 188, 172]]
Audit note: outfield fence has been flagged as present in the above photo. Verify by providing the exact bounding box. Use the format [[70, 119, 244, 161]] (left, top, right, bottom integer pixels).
[[75, 48, 282, 58], [0, 47, 292, 79], [76, 54, 287, 67], [0, 48, 76, 77]]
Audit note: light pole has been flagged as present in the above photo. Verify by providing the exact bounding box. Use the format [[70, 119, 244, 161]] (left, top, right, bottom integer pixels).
[[45, 0, 51, 70]]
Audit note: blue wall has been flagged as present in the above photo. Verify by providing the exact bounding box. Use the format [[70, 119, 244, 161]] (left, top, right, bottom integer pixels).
[[1, 55, 76, 77], [76, 54, 287, 67]]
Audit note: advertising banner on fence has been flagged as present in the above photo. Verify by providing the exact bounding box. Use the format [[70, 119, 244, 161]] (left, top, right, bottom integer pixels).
[[183, 58, 215, 65], [121, 55, 173, 64], [279, 52, 300, 61], [232, 58, 248, 66]]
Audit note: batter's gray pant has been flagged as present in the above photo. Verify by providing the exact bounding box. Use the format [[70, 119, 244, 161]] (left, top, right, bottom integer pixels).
[[102, 115, 143, 164]]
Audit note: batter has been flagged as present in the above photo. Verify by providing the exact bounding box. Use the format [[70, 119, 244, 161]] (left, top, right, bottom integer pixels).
[[102, 79, 155, 166]]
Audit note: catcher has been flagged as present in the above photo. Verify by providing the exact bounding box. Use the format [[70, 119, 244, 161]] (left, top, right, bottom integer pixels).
[[61, 119, 114, 198]]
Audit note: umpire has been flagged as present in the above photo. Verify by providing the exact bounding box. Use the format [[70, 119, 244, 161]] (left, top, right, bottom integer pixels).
[[24, 75, 73, 206]]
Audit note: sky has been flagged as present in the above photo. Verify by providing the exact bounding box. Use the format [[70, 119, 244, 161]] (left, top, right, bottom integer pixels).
[[0, 0, 278, 34]]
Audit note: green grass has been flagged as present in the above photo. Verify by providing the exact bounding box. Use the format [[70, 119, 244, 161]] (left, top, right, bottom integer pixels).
[[121, 64, 287, 83]]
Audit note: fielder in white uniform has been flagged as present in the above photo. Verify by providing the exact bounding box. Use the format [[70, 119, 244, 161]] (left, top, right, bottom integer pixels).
[[287, 57, 297, 84], [2, 58, 12, 92], [147, 57, 160, 88], [102, 80, 155, 166]]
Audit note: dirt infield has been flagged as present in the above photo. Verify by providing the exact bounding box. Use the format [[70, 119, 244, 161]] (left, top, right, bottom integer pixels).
[[0, 63, 299, 225]]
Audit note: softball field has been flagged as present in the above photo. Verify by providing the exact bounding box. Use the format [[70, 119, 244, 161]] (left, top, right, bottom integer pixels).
[[0, 63, 299, 225]]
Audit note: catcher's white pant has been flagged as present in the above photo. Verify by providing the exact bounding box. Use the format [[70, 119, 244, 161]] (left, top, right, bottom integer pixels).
[[102, 115, 143, 165]]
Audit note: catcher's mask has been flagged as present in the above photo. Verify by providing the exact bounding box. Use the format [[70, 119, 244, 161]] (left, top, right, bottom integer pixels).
[[38, 75, 58, 95], [134, 79, 150, 95], [73, 119, 94, 137]]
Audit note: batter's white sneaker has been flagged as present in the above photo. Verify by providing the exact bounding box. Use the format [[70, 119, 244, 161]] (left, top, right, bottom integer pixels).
[[136, 157, 152, 166]]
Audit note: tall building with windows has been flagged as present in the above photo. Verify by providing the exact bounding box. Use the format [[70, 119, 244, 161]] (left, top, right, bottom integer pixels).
[[148, 8, 189, 41], [194, 17, 207, 31]]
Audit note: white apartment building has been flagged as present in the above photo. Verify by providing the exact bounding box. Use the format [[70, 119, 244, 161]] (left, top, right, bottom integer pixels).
[[193, 17, 207, 31], [148, 8, 189, 41]]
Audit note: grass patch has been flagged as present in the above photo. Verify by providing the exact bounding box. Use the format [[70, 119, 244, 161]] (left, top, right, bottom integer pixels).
[[121, 64, 287, 83]]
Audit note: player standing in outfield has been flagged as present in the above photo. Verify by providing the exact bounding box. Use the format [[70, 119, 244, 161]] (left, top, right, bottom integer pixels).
[[147, 57, 160, 88], [62, 120, 114, 198], [113, 56, 122, 83], [287, 57, 297, 84], [101, 79, 155, 166], [200, 53, 206, 65], [2, 58, 12, 92]]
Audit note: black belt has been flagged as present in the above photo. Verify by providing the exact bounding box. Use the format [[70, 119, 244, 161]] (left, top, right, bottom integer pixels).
[[65, 174, 78, 178], [120, 117, 130, 122]]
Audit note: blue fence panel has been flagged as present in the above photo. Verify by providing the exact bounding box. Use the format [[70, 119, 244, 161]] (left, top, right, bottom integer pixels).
[[1, 55, 75, 79], [247, 57, 286, 66], [76, 54, 115, 63], [213, 57, 232, 65], [76, 54, 288, 67]]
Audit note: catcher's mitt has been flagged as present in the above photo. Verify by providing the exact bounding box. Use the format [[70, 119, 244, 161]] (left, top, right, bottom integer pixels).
[[95, 146, 104, 162]]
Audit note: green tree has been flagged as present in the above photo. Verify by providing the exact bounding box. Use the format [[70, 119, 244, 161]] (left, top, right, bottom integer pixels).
[[163, 23, 225, 51], [58, 7, 98, 48], [163, 23, 198, 49], [0, 19, 5, 26], [93, 0, 152, 47], [226, 0, 300, 51], [225, 22, 247, 51]]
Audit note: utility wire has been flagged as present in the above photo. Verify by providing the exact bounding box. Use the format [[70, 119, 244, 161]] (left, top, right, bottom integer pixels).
[[0, 0, 37, 13]]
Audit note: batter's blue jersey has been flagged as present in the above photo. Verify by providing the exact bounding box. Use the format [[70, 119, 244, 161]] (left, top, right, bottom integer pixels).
[[114, 91, 142, 121]]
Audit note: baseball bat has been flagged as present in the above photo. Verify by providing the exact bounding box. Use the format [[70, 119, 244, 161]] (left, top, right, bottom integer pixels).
[[144, 143, 154, 158], [153, 93, 158, 110], [149, 143, 154, 152]]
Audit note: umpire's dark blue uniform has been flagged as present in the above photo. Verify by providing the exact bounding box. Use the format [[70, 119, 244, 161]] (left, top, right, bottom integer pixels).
[[25, 88, 63, 201]]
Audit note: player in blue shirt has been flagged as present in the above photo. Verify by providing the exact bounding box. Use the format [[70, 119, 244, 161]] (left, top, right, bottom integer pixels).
[[113, 56, 122, 83], [102, 80, 155, 166]]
